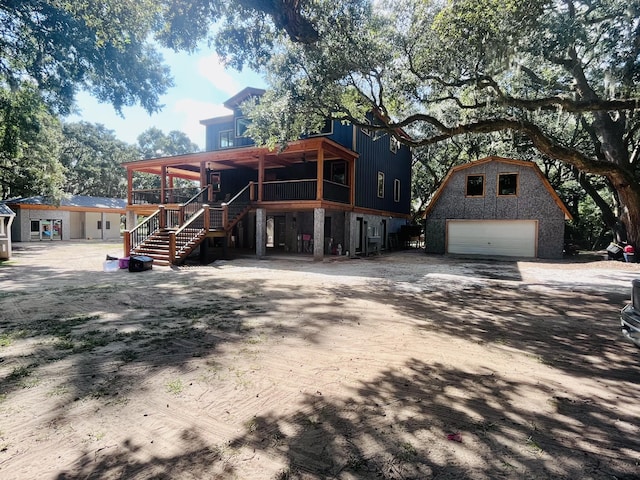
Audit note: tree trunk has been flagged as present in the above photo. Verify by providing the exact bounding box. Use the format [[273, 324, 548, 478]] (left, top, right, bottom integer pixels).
[[606, 170, 640, 248]]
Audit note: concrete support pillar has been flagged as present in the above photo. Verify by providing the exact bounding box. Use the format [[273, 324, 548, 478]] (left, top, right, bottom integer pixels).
[[126, 211, 136, 231], [344, 212, 354, 257], [256, 208, 266, 258], [313, 208, 325, 261]]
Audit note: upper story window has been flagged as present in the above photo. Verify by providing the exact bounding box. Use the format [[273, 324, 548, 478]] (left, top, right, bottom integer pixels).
[[377, 171, 385, 198], [361, 118, 372, 136], [390, 136, 400, 154], [394, 179, 401, 202], [220, 130, 234, 149], [331, 161, 346, 184], [235, 117, 251, 137], [466, 174, 485, 197], [309, 118, 333, 136], [498, 173, 518, 196]]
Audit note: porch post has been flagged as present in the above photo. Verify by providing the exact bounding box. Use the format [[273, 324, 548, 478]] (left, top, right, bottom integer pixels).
[[258, 154, 264, 202], [127, 169, 133, 206], [313, 207, 325, 261], [256, 208, 266, 258], [160, 165, 167, 204], [316, 147, 324, 201], [349, 157, 356, 206], [159, 205, 166, 229]]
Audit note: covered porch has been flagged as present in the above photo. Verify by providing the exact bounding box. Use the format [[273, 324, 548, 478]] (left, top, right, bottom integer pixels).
[[122, 137, 358, 211], [121, 137, 359, 264]]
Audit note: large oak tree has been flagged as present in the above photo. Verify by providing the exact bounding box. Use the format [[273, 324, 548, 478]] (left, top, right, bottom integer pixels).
[[233, 0, 640, 247]]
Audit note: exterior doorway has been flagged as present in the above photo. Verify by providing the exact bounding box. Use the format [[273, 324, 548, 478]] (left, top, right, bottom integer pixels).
[[30, 219, 62, 241], [266, 216, 286, 249]]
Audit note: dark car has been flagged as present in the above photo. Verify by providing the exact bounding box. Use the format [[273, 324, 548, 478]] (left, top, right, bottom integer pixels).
[[621, 279, 640, 348]]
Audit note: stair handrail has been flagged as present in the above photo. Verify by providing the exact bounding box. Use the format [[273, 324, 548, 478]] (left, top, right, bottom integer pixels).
[[184, 185, 210, 206], [170, 205, 210, 263], [178, 185, 210, 225], [223, 182, 252, 207], [126, 209, 161, 253]]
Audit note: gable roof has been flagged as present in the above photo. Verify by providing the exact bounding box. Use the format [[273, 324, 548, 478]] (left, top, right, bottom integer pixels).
[[0, 203, 15, 216], [423, 156, 573, 220], [223, 87, 267, 110], [5, 195, 126, 212]]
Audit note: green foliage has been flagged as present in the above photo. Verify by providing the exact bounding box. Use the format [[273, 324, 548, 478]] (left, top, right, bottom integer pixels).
[[60, 122, 138, 198], [137, 127, 200, 159], [0, 85, 65, 200], [0, 0, 174, 115], [229, 0, 640, 245]]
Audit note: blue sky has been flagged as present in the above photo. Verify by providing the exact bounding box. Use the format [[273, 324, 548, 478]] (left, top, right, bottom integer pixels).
[[66, 47, 267, 150]]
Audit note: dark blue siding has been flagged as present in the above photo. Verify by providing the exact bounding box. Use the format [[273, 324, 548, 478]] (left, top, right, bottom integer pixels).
[[204, 111, 411, 216], [326, 121, 353, 148], [354, 128, 411, 214], [205, 116, 255, 152]]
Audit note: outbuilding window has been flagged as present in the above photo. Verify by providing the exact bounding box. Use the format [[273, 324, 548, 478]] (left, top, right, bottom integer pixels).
[[466, 175, 485, 197], [498, 173, 518, 196]]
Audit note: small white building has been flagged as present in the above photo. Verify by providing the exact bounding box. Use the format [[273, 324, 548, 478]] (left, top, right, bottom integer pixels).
[[0, 203, 16, 259], [4, 195, 126, 242]]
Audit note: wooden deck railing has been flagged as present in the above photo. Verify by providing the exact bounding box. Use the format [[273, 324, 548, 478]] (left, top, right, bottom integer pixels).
[[131, 186, 203, 205], [262, 179, 316, 201], [169, 205, 210, 263], [125, 209, 160, 253], [164, 186, 209, 227]]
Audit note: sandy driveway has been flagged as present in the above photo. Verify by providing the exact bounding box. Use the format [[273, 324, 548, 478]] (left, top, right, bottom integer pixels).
[[1, 241, 639, 479]]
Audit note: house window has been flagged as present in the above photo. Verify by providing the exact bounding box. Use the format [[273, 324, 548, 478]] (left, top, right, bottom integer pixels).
[[361, 118, 372, 136], [394, 179, 401, 202], [331, 161, 346, 184], [97, 220, 102, 230], [220, 130, 234, 148], [235, 117, 251, 137], [105, 221, 111, 230], [466, 174, 485, 197], [390, 136, 400, 154], [309, 118, 333, 136], [377, 171, 385, 198], [498, 173, 518, 196]]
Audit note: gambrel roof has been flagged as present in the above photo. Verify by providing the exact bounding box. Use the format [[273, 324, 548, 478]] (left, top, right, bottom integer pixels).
[[423, 156, 573, 220]]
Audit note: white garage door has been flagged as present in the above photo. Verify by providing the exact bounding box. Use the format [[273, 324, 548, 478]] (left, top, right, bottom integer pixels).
[[447, 220, 537, 257]]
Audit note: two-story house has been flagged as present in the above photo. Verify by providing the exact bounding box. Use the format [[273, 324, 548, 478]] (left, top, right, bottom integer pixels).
[[122, 87, 412, 264]]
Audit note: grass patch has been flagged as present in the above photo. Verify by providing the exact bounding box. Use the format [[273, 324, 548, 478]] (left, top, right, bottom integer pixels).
[[119, 349, 138, 363], [47, 385, 70, 397], [526, 435, 544, 454], [0, 330, 27, 347], [8, 365, 35, 380], [396, 441, 417, 461], [166, 379, 184, 395]]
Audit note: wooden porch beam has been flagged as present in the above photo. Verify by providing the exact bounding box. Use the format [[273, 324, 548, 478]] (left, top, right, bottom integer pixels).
[[160, 165, 167, 204], [258, 154, 264, 202], [127, 168, 133, 205], [316, 147, 324, 201], [350, 157, 356, 206]]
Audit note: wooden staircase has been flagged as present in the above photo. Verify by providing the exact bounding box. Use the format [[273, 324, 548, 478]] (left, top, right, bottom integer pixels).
[[130, 227, 206, 266], [125, 184, 252, 266]]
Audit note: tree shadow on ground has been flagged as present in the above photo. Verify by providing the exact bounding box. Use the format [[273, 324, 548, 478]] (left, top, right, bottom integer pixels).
[[229, 357, 640, 479], [55, 428, 236, 479]]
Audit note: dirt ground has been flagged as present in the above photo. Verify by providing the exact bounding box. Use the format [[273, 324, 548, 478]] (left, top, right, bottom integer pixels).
[[1, 240, 639, 480]]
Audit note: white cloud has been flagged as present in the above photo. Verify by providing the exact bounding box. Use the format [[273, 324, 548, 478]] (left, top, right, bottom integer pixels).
[[174, 99, 231, 149], [197, 54, 240, 96]]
